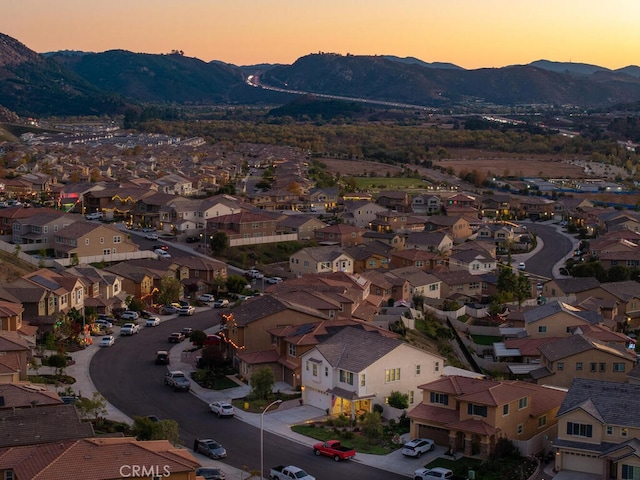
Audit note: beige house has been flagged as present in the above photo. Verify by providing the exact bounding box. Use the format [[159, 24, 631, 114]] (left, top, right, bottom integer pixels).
[[553, 378, 640, 478], [12, 211, 77, 251], [408, 376, 566, 459], [524, 301, 602, 339], [301, 327, 445, 420], [53, 221, 139, 260], [289, 246, 355, 276]]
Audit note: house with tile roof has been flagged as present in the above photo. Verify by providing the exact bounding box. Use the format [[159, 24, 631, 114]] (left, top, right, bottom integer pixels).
[[302, 327, 445, 420], [289, 246, 355, 276], [65, 265, 126, 316], [553, 378, 640, 478], [574, 281, 640, 329], [389, 248, 443, 271], [0, 436, 200, 480], [405, 231, 454, 254], [0, 382, 63, 409], [524, 301, 603, 338], [278, 214, 327, 241], [385, 267, 442, 300], [408, 375, 566, 459], [342, 199, 387, 228], [53, 221, 139, 261], [540, 277, 601, 303], [448, 249, 497, 275], [314, 223, 367, 247], [0, 331, 31, 382], [424, 215, 473, 243], [11, 211, 77, 252]]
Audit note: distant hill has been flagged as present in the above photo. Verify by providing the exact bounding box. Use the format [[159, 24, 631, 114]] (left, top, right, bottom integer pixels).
[[0, 33, 127, 117], [382, 55, 463, 70], [267, 95, 364, 120]]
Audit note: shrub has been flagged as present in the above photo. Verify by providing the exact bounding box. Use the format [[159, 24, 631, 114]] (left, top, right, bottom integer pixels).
[[373, 404, 384, 415], [387, 391, 409, 409]]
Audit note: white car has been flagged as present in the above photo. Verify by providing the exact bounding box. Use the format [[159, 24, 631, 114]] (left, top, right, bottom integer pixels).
[[266, 276, 283, 284], [213, 299, 229, 308], [120, 311, 139, 320], [99, 335, 115, 347], [518, 262, 526, 271], [178, 305, 195, 316], [246, 269, 264, 279], [145, 317, 160, 327], [94, 318, 113, 329], [209, 401, 235, 417], [402, 438, 435, 458], [145, 233, 159, 240], [155, 248, 172, 259], [85, 212, 103, 220], [198, 293, 215, 303], [120, 323, 140, 335]]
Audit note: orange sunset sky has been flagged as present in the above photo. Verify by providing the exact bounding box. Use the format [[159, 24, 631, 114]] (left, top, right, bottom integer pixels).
[[2, 0, 639, 70]]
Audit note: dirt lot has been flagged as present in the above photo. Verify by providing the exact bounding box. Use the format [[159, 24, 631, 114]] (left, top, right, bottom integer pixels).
[[318, 150, 588, 179]]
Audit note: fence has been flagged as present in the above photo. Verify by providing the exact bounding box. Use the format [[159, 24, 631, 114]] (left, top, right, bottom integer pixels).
[[228, 233, 298, 247]]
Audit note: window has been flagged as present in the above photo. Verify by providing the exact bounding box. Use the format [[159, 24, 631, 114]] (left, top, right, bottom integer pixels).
[[312, 363, 318, 377], [557, 362, 564, 371], [430, 392, 449, 405], [503, 404, 509, 416], [538, 415, 547, 428], [113, 235, 121, 244], [100, 236, 104, 244], [339, 370, 354, 385], [600, 362, 606, 372], [606, 426, 614, 436], [622, 465, 640, 480], [434, 361, 440, 372], [360, 374, 366, 387], [590, 363, 597, 372], [85, 238, 90, 245], [271, 335, 279, 346], [429, 284, 438, 291], [288, 344, 296, 357], [518, 397, 528, 409], [325, 367, 328, 377], [538, 325, 547, 333], [409, 390, 414, 404], [576, 362, 583, 371], [416, 365, 421, 375], [622, 427, 629, 438], [517, 424, 523, 435], [385, 368, 401, 383], [614, 363, 626, 372], [102, 249, 111, 255], [467, 403, 488, 417], [566, 422, 593, 438], [5, 470, 14, 480]]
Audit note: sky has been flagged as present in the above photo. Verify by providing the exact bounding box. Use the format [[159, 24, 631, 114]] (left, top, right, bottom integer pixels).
[[2, 0, 639, 70]]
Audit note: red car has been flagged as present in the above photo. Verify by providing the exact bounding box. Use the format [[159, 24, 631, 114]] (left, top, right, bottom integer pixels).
[[312, 440, 356, 461]]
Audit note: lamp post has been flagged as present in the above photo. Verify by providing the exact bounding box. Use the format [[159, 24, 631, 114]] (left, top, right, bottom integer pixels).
[[261, 399, 282, 480]]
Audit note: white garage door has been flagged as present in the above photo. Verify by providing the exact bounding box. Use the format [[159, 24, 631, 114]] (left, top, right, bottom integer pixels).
[[562, 451, 602, 474]]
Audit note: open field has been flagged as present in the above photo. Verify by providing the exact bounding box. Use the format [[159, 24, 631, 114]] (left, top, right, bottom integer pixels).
[[317, 157, 403, 177]]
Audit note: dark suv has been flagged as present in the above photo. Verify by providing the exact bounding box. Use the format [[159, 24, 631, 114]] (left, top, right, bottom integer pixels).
[[155, 350, 169, 365]]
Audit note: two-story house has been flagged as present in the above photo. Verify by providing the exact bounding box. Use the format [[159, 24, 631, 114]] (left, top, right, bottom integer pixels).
[[424, 215, 473, 243], [289, 246, 355, 276], [405, 231, 454, 255], [411, 194, 442, 215], [553, 378, 640, 478], [53, 221, 139, 261], [12, 211, 77, 251], [301, 327, 445, 420], [386, 266, 442, 300], [314, 224, 366, 247], [0, 331, 32, 382], [342, 200, 388, 228], [376, 190, 410, 212], [448, 249, 497, 275], [408, 375, 566, 459], [524, 301, 602, 338]]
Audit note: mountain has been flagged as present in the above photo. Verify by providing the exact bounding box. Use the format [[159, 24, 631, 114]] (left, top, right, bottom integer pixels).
[[528, 60, 609, 76], [382, 55, 463, 70], [261, 53, 640, 108], [0, 33, 127, 117]]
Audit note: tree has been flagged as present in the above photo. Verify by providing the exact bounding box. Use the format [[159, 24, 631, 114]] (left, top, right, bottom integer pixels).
[[210, 232, 228, 255], [76, 392, 107, 421], [47, 353, 68, 378], [156, 275, 182, 305], [227, 274, 249, 293], [512, 273, 532, 310], [387, 390, 409, 409], [250, 367, 274, 400], [190, 330, 207, 348], [132, 417, 180, 445], [361, 412, 383, 442]]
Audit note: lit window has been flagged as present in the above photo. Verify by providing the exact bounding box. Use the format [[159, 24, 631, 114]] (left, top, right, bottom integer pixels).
[[385, 368, 400, 383]]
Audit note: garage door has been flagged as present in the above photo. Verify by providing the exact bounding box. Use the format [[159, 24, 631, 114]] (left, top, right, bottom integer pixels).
[[562, 451, 602, 473]]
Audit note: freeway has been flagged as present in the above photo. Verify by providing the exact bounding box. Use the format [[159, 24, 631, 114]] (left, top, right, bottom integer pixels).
[[90, 310, 407, 480]]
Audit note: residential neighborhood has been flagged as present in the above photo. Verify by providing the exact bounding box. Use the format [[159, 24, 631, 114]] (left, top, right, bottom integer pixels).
[[0, 126, 640, 480]]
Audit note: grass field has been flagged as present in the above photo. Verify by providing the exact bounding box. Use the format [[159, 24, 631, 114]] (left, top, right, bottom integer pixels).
[[353, 177, 431, 190]]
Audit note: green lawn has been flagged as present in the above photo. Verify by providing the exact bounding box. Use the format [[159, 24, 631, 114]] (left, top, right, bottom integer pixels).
[[470, 335, 503, 346], [290, 424, 399, 455], [425, 457, 482, 477]]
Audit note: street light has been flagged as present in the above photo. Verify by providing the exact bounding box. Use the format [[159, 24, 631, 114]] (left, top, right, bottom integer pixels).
[[261, 399, 282, 480]]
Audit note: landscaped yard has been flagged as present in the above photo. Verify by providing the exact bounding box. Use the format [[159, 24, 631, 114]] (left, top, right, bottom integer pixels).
[[291, 422, 402, 455], [470, 334, 503, 346]]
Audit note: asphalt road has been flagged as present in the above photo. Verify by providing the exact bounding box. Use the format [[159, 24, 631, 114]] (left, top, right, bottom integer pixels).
[[521, 223, 575, 279], [90, 310, 406, 480]]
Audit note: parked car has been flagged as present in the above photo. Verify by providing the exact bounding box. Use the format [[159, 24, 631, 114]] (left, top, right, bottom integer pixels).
[[178, 305, 195, 316], [181, 327, 193, 338], [213, 299, 229, 308], [120, 323, 140, 335], [145, 317, 160, 327], [168, 332, 185, 343], [193, 439, 227, 459], [155, 249, 172, 259], [85, 212, 103, 220], [198, 293, 215, 303], [145, 233, 159, 240], [195, 467, 225, 480], [120, 311, 139, 320], [161, 305, 179, 315], [155, 350, 169, 365], [142, 227, 156, 233], [94, 318, 113, 329], [313, 440, 356, 461], [153, 244, 169, 251], [269, 466, 314, 480], [99, 335, 115, 347], [209, 401, 235, 418], [414, 467, 459, 480], [518, 262, 526, 271], [164, 371, 191, 391], [185, 236, 200, 243], [266, 276, 283, 284], [246, 269, 264, 279], [402, 438, 435, 458]]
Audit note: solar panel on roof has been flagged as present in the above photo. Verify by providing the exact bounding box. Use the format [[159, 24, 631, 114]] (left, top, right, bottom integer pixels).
[[30, 275, 61, 291], [294, 323, 315, 336]]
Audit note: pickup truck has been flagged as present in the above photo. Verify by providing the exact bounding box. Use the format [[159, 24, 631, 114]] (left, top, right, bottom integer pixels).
[[312, 440, 356, 461], [120, 323, 139, 335], [164, 371, 191, 391], [414, 467, 467, 480], [269, 465, 315, 480]]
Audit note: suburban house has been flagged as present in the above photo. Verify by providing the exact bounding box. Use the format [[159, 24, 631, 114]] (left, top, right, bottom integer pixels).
[[408, 376, 566, 459], [405, 231, 454, 254], [0, 382, 63, 409], [301, 327, 446, 419], [52, 221, 139, 260], [0, 298, 24, 333], [314, 224, 366, 247], [386, 266, 442, 300], [359, 269, 410, 304], [289, 246, 355, 276], [20, 269, 85, 317], [529, 334, 637, 388], [65, 265, 126, 316], [553, 378, 640, 478], [540, 277, 601, 303], [524, 301, 603, 339], [153, 173, 194, 196], [0, 331, 31, 382], [278, 215, 327, 240], [343, 243, 392, 272], [309, 187, 339, 210], [432, 271, 484, 301], [411, 194, 442, 215], [424, 215, 473, 243], [369, 211, 426, 233], [480, 194, 512, 218], [574, 281, 640, 329], [12, 211, 77, 251], [342, 200, 388, 228], [448, 249, 497, 275], [376, 190, 410, 212], [390, 248, 442, 271], [206, 210, 278, 244]]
